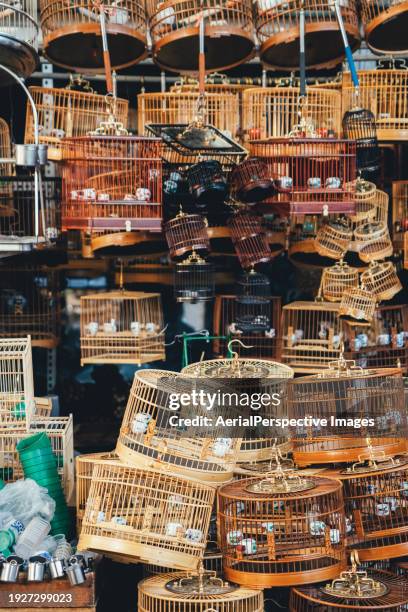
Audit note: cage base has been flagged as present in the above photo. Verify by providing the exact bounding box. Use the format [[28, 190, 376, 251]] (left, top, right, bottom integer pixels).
[[350, 538, 408, 562], [293, 438, 407, 467], [0, 236, 45, 252], [365, 2, 408, 55], [81, 351, 165, 366], [0, 35, 38, 84]]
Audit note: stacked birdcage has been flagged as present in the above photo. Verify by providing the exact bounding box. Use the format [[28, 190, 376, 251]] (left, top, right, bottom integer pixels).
[[25, 83, 129, 161], [0, 266, 60, 348], [315, 218, 353, 260], [342, 70, 408, 141], [392, 180, 408, 253], [228, 211, 272, 269], [320, 261, 359, 302], [360, 261, 402, 301], [0, 337, 34, 429], [0, 0, 38, 80], [339, 284, 377, 326], [348, 179, 378, 227], [80, 291, 165, 365], [281, 301, 343, 374]]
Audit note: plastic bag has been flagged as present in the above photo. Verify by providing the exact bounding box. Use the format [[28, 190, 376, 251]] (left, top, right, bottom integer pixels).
[[0, 479, 55, 525]]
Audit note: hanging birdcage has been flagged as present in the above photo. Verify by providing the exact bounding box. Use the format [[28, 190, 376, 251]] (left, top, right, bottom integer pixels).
[[342, 70, 408, 141], [360, 261, 402, 302], [78, 459, 215, 570], [320, 261, 359, 302], [242, 87, 341, 141], [339, 285, 377, 326], [61, 132, 162, 232], [146, 0, 255, 74], [354, 221, 393, 263], [138, 569, 264, 612], [287, 362, 406, 466], [80, 291, 165, 365], [0, 337, 34, 429], [116, 369, 241, 484], [392, 180, 408, 252], [248, 138, 357, 216], [281, 301, 343, 374], [164, 211, 210, 259], [342, 106, 381, 178], [255, 0, 360, 70], [348, 179, 378, 225], [25, 83, 129, 161], [0, 0, 38, 82], [405, 233, 408, 270], [228, 212, 272, 269], [0, 266, 60, 348], [315, 218, 353, 260], [40, 0, 147, 71], [174, 252, 215, 303], [343, 304, 408, 373], [229, 158, 276, 204], [218, 468, 346, 587], [359, 0, 407, 54], [232, 270, 272, 334], [0, 118, 12, 178], [185, 160, 229, 208]]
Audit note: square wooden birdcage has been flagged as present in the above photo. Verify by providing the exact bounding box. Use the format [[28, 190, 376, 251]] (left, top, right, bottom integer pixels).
[[213, 295, 282, 361], [242, 87, 342, 142], [0, 266, 60, 348], [392, 180, 408, 252], [342, 70, 408, 141], [248, 139, 357, 215], [78, 460, 215, 570], [281, 301, 342, 374], [0, 337, 34, 429], [80, 291, 165, 365], [343, 304, 408, 373], [61, 136, 162, 232], [25, 86, 129, 161]]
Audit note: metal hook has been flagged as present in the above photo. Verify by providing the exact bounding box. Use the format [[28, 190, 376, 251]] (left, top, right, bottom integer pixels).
[[227, 339, 254, 359]]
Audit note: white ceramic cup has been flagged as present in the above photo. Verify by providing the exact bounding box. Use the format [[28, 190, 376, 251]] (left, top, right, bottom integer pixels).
[[262, 522, 274, 533], [130, 321, 141, 335], [308, 177, 321, 189], [145, 322, 156, 334], [310, 520, 326, 536], [227, 530, 243, 545], [87, 322, 99, 336], [166, 522, 184, 537], [241, 538, 257, 555]]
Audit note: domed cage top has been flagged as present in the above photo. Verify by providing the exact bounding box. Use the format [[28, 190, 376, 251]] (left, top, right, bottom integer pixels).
[[61, 135, 162, 232], [392, 180, 408, 252], [80, 291, 165, 366], [0, 0, 38, 80], [0, 337, 34, 429], [78, 459, 216, 570]]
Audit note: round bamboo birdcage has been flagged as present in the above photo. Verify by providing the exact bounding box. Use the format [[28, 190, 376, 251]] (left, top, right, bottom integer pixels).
[[0, 118, 12, 180], [320, 261, 359, 302], [146, 0, 255, 74], [138, 568, 264, 611], [164, 212, 210, 259], [290, 567, 408, 610], [228, 212, 272, 269], [174, 253, 215, 303], [287, 362, 406, 466], [360, 0, 408, 54], [229, 158, 276, 204], [0, 0, 38, 82], [372, 189, 389, 225], [78, 460, 215, 570], [348, 179, 378, 224], [116, 369, 241, 484], [255, 0, 360, 70], [218, 471, 346, 587], [26, 84, 129, 161], [360, 261, 402, 302], [242, 87, 342, 141], [339, 285, 377, 326], [341, 70, 408, 141], [315, 219, 353, 260], [392, 180, 408, 252], [354, 221, 393, 263], [40, 0, 147, 71]]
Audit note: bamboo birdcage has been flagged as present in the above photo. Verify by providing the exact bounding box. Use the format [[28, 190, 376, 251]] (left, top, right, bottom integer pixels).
[[229, 158, 276, 204], [242, 87, 342, 142], [315, 219, 353, 260], [78, 460, 215, 570], [348, 179, 378, 225], [0, 0, 38, 80], [146, 0, 255, 74], [281, 301, 342, 374], [164, 212, 210, 259], [33, 396, 52, 418], [0, 267, 60, 348], [138, 570, 264, 612], [339, 285, 377, 326], [142, 544, 223, 575], [137, 91, 240, 139], [287, 363, 407, 466], [359, 0, 407, 54], [0, 337, 34, 429], [248, 139, 357, 216], [61, 135, 162, 232], [320, 261, 359, 302], [218, 471, 346, 587], [116, 369, 241, 484], [360, 261, 402, 301], [80, 291, 165, 365], [392, 180, 408, 252], [174, 254, 215, 303], [343, 304, 408, 373], [25, 85, 129, 161], [0, 118, 12, 178], [342, 70, 408, 141], [255, 0, 360, 70], [354, 221, 393, 263], [40, 0, 147, 71], [227, 212, 272, 269]]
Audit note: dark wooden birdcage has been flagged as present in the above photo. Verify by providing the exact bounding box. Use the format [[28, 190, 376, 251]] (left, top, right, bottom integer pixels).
[[174, 253, 215, 303], [342, 107, 381, 177], [164, 212, 210, 259], [185, 160, 229, 208], [229, 158, 276, 204], [227, 212, 272, 269]]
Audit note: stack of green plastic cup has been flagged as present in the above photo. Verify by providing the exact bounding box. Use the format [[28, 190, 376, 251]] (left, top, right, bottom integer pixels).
[[16, 433, 71, 537]]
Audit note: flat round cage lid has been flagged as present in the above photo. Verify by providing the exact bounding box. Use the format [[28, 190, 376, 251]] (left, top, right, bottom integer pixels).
[[320, 572, 389, 599], [245, 474, 316, 494], [181, 358, 293, 379], [340, 456, 408, 476], [165, 572, 237, 597]]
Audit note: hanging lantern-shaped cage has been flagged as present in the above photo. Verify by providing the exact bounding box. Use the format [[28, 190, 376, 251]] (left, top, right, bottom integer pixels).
[[354, 221, 393, 263], [78, 460, 215, 570], [218, 470, 347, 587], [0, 337, 34, 430], [185, 161, 229, 209], [164, 212, 210, 259], [229, 158, 276, 204], [320, 261, 359, 302], [360, 261, 402, 302], [174, 252, 215, 303], [392, 180, 408, 252], [80, 291, 165, 366], [287, 362, 407, 466], [39, 0, 147, 71], [348, 178, 378, 226], [227, 212, 272, 269], [138, 569, 264, 612], [314, 218, 353, 260], [342, 105, 381, 178], [233, 270, 272, 334], [339, 285, 377, 326], [281, 301, 342, 374], [0, 0, 38, 81]]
